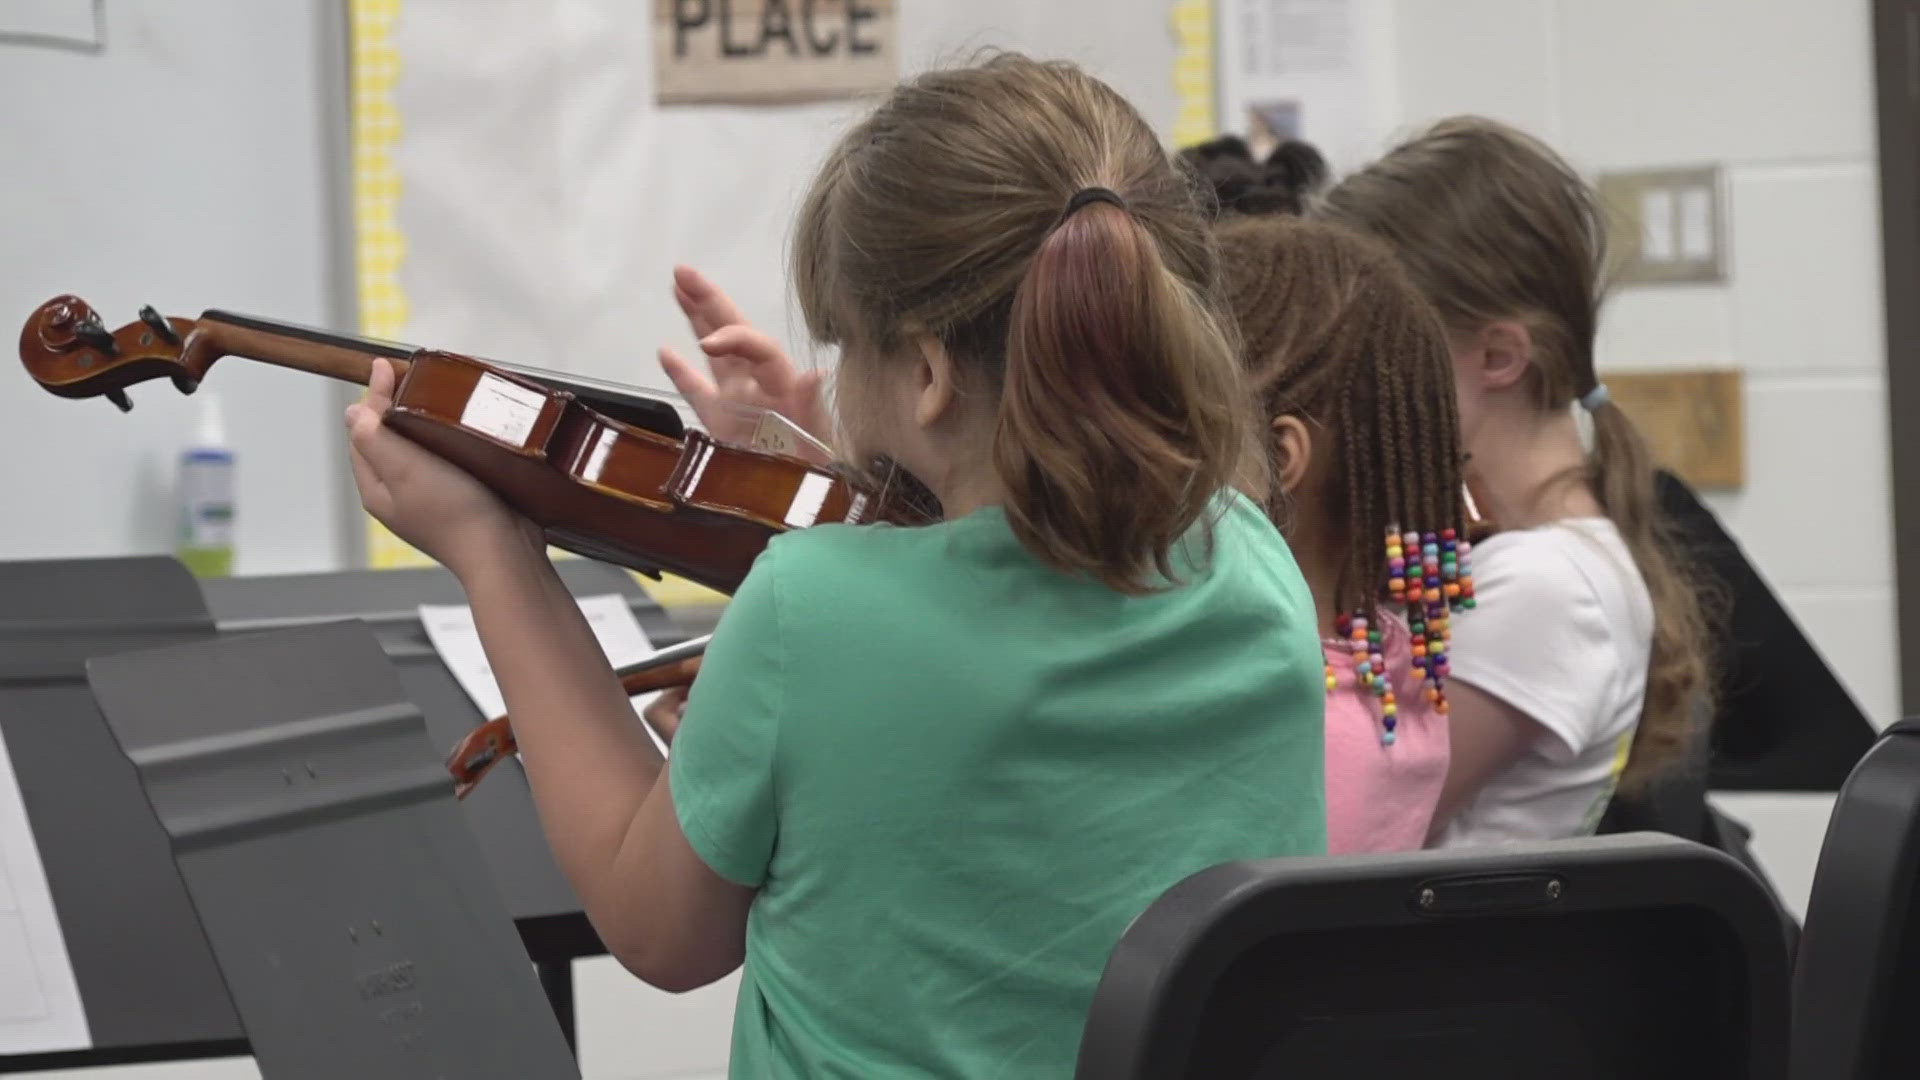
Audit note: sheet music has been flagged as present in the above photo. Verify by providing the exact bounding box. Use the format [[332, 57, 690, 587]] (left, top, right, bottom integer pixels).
[[0, 725, 90, 1053], [421, 593, 671, 756]]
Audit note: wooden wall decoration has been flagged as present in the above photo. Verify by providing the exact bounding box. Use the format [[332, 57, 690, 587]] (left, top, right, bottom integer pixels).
[[1601, 369, 1745, 489]]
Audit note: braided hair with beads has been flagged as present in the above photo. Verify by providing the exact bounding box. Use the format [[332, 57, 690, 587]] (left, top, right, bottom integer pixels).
[[1208, 210, 1476, 741]]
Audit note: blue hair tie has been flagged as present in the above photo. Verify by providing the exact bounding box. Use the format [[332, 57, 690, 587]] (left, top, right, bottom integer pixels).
[[1579, 383, 1612, 412]]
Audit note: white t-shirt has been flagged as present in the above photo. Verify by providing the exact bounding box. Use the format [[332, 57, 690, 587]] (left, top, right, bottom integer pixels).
[[1434, 519, 1654, 847]]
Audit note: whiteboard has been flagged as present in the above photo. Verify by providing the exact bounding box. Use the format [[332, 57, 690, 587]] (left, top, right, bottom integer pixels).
[[387, 0, 1185, 393]]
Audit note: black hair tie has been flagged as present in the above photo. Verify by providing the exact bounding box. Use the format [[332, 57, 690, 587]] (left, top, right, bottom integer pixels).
[[1057, 186, 1128, 226]]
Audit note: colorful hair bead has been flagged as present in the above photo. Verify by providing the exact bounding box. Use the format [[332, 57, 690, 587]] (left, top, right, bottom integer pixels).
[[1351, 514, 1481, 745]]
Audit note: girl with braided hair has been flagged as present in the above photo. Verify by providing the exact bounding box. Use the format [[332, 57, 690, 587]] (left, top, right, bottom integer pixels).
[[1211, 212, 1474, 853], [1319, 118, 1712, 847]]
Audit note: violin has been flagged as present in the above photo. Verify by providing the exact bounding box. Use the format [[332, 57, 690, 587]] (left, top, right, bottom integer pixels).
[[449, 634, 709, 799], [19, 295, 883, 594], [21, 295, 937, 798]]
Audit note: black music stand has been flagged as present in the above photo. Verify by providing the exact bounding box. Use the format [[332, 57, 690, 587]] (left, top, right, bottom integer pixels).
[[1656, 472, 1877, 788], [87, 621, 578, 1080], [0, 556, 243, 1073], [200, 560, 683, 1047]]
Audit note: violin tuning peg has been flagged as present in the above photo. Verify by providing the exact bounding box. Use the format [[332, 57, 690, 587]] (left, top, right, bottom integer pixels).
[[106, 388, 133, 413], [171, 375, 199, 396], [73, 321, 117, 354], [139, 305, 182, 346]]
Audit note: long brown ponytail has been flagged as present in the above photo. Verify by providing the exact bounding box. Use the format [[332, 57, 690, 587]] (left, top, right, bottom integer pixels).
[[792, 54, 1258, 593], [1319, 117, 1713, 789]]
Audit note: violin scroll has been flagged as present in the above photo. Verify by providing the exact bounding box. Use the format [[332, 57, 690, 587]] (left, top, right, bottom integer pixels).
[[20, 295, 207, 411]]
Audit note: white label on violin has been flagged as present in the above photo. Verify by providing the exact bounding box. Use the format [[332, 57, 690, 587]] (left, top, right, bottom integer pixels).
[[461, 373, 548, 446], [785, 472, 833, 529]]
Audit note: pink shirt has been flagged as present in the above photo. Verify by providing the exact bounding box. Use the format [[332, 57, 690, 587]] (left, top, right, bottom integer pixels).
[[1323, 613, 1450, 853]]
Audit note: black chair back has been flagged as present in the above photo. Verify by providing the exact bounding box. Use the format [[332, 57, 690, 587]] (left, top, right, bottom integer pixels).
[[1078, 835, 1789, 1080], [1791, 718, 1920, 1079]]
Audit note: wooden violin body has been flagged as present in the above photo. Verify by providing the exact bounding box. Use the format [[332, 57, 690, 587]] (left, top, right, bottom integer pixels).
[[20, 295, 877, 594], [383, 350, 867, 593]]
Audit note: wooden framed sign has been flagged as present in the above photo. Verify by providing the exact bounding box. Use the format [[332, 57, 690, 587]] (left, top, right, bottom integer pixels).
[[1602, 369, 1745, 490], [655, 0, 899, 104]]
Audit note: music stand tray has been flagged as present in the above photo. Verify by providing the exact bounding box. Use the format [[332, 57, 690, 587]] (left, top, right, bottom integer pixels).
[[87, 621, 577, 1080]]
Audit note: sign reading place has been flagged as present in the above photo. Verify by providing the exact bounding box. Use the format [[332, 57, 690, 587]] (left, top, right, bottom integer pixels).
[[655, 0, 899, 105]]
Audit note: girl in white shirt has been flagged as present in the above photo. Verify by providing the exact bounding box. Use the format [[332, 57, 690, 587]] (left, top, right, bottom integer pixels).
[[1318, 117, 1714, 845]]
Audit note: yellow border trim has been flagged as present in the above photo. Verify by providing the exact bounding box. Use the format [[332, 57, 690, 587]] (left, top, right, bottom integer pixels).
[[1171, 0, 1217, 147], [349, 0, 429, 568]]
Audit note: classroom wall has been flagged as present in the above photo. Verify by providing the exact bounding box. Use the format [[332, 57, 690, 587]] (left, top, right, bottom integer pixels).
[[1389, 0, 1888, 913], [387, 0, 1185, 400], [0, 0, 351, 577]]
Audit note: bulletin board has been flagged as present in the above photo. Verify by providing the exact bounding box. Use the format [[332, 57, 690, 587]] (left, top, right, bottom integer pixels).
[[347, 0, 1200, 580]]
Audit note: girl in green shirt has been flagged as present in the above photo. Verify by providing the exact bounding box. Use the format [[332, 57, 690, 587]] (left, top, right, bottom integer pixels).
[[344, 53, 1326, 1078]]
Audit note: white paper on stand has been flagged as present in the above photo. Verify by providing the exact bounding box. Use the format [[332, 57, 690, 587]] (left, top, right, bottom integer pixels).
[[421, 593, 671, 757], [0, 726, 90, 1053]]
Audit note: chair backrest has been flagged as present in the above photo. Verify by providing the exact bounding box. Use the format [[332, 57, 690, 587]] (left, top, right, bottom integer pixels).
[[1077, 834, 1789, 1080], [1791, 718, 1920, 1079]]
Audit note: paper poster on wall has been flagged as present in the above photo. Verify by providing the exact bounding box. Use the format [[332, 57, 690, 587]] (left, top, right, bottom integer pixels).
[[655, 0, 899, 104], [1213, 0, 1393, 171], [1236, 0, 1348, 77], [1245, 98, 1300, 158]]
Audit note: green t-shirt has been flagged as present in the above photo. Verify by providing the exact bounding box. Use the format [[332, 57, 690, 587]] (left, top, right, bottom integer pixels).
[[672, 492, 1326, 1078]]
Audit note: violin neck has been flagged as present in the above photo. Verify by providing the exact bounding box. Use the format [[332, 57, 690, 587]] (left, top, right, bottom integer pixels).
[[193, 311, 660, 401], [195, 311, 416, 386], [190, 310, 690, 439]]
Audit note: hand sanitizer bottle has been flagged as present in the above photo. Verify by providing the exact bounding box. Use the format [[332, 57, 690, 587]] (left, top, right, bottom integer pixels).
[[177, 394, 235, 576]]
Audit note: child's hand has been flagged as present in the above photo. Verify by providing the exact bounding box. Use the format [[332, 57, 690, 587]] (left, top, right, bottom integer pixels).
[[659, 265, 832, 446], [643, 684, 690, 747], [344, 358, 541, 577]]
